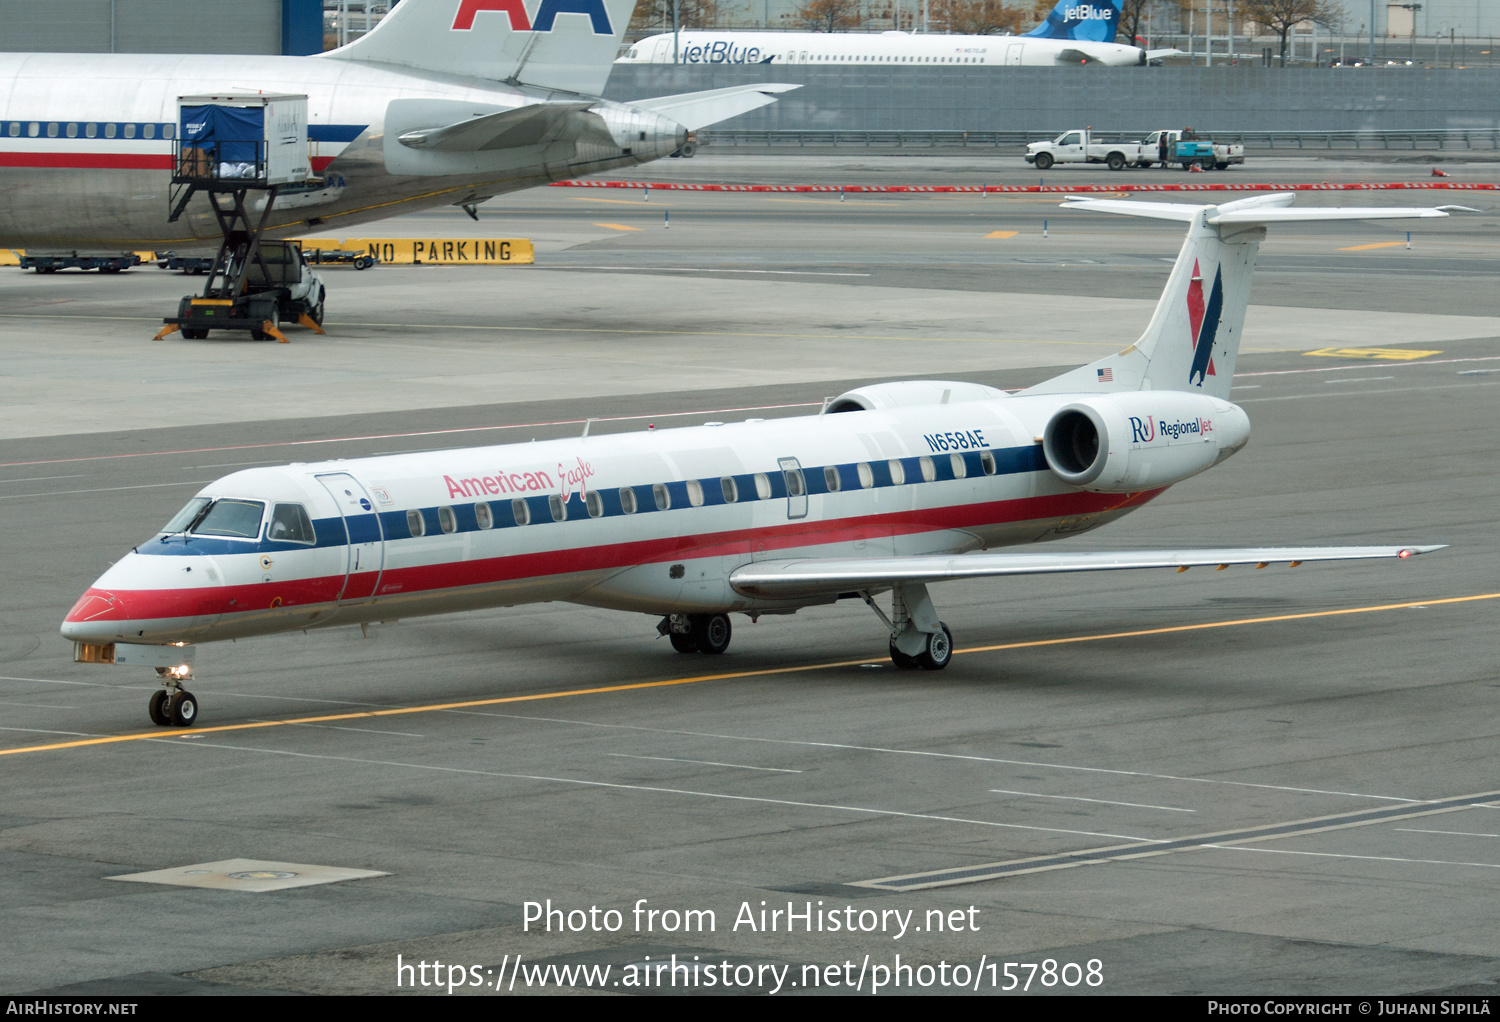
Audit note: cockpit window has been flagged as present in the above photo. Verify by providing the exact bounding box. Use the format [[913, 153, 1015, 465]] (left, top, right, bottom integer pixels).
[[161, 497, 211, 534], [268, 503, 315, 544], [190, 499, 265, 539]]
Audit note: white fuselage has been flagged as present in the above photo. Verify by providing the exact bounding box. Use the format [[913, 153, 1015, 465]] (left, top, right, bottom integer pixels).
[[617, 31, 1146, 67], [60, 389, 1192, 647], [0, 53, 682, 249]]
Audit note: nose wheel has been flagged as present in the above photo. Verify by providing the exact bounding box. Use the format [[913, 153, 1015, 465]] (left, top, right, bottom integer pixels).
[[149, 669, 199, 727]]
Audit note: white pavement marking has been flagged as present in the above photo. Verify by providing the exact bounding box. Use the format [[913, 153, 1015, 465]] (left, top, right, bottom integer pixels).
[[0, 701, 77, 710], [280, 722, 426, 738], [609, 753, 802, 774], [1239, 381, 1496, 403], [1209, 845, 1500, 871], [989, 789, 1195, 813], [0, 480, 208, 500], [1323, 376, 1395, 383], [1396, 828, 1500, 838], [454, 712, 1422, 804], [0, 726, 94, 736], [1236, 354, 1500, 378], [0, 675, 127, 689], [0, 474, 86, 483], [154, 740, 1153, 842]]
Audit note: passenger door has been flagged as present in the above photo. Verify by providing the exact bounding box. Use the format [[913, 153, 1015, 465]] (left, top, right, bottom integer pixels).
[[316, 472, 385, 603], [778, 457, 808, 520], [1006, 42, 1023, 65]]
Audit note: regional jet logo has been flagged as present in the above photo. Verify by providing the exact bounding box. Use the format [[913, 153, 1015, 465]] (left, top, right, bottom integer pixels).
[[451, 0, 614, 34], [1185, 258, 1223, 387]]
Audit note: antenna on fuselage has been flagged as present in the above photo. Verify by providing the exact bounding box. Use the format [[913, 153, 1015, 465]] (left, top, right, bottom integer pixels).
[[582, 418, 595, 437]]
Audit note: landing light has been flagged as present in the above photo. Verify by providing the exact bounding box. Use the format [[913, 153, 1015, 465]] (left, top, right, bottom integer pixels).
[[1398, 549, 1412, 559]]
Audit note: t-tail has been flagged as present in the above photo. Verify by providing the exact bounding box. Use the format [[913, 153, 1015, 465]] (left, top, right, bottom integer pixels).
[[1024, 0, 1122, 42], [324, 0, 637, 94], [1023, 194, 1451, 400]]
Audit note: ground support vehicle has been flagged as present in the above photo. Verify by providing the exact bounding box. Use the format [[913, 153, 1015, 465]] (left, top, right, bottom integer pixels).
[[154, 94, 326, 343], [1025, 128, 1147, 171], [20, 251, 139, 273], [155, 252, 216, 274], [303, 248, 377, 270], [1140, 130, 1246, 170]]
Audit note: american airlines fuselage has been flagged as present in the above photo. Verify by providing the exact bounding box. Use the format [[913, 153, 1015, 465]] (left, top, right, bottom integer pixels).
[[0, 53, 682, 250]]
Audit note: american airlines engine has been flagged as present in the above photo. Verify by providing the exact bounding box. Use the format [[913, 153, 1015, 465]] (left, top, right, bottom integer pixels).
[[0, 0, 796, 250], [64, 195, 1447, 727]]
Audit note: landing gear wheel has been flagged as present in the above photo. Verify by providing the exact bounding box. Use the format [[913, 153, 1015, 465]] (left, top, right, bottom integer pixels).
[[669, 630, 697, 653], [889, 641, 921, 670], [1033, 152, 1054, 171], [691, 613, 731, 655], [918, 624, 953, 671], [148, 690, 171, 726], [168, 690, 198, 727]]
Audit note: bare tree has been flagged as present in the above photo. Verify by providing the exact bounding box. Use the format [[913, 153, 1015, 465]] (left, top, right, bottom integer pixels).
[[629, 0, 721, 35], [1238, 0, 1339, 64], [1117, 0, 1150, 45], [930, 0, 1031, 35], [796, 0, 865, 32]]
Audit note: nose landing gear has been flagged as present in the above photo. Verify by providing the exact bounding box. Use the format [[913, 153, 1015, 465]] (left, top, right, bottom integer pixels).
[[151, 666, 199, 727]]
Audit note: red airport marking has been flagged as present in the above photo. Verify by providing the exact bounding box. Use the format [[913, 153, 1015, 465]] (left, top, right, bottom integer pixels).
[[552, 180, 1500, 194], [0, 402, 822, 469]]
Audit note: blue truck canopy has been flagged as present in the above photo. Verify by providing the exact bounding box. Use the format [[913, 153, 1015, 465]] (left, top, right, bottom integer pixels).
[[180, 104, 262, 163]]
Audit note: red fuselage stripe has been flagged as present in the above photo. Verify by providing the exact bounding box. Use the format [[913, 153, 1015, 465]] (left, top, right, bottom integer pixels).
[[0, 152, 174, 170]]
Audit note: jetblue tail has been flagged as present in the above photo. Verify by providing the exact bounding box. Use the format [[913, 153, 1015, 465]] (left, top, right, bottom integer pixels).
[[324, 0, 636, 95], [1023, 195, 1450, 400], [1024, 0, 1122, 42]]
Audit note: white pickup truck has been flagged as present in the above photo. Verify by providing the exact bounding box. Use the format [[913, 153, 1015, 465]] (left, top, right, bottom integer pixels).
[[1024, 129, 1148, 171], [1142, 129, 1247, 171]]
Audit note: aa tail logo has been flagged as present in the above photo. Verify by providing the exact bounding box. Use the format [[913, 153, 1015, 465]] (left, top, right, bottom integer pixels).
[[1185, 259, 1223, 388], [452, 0, 613, 34]]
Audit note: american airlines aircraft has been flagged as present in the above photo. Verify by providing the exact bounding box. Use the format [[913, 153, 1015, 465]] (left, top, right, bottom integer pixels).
[[63, 195, 1446, 727], [618, 0, 1169, 68], [0, 0, 794, 250]]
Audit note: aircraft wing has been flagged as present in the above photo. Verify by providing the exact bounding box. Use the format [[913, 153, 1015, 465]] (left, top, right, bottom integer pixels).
[[397, 102, 598, 151], [729, 546, 1443, 600], [1055, 48, 1099, 64], [627, 84, 801, 131], [1145, 48, 1184, 61]]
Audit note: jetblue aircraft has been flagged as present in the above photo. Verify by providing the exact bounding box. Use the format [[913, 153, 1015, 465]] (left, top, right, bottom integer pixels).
[[63, 194, 1446, 727], [0, 0, 795, 250], [618, 0, 1168, 67]]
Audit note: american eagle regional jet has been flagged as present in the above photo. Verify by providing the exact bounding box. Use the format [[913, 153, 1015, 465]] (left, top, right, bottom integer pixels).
[[63, 195, 1446, 727], [0, 0, 796, 250]]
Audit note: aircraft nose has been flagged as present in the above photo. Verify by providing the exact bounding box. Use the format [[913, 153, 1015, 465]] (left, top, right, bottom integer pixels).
[[61, 588, 127, 641]]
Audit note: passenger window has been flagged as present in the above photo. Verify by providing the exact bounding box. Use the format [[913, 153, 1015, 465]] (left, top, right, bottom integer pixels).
[[824, 465, 841, 492], [438, 506, 456, 533], [406, 509, 425, 537], [620, 487, 638, 514], [950, 453, 967, 479], [27, 122, 38, 137], [857, 462, 874, 488], [686, 479, 704, 507], [161, 496, 211, 534], [720, 476, 738, 503], [919, 456, 936, 482], [586, 491, 603, 518], [104, 123, 115, 138], [980, 450, 997, 475], [123, 123, 135, 138], [143, 123, 155, 139], [47, 122, 58, 138], [191, 498, 265, 539], [754, 473, 772, 499], [66, 123, 78, 138], [888, 459, 906, 485], [268, 503, 315, 544], [475, 502, 493, 529], [164, 123, 174, 139], [653, 483, 671, 511], [6, 123, 17, 137], [785, 468, 805, 497], [85, 123, 97, 138], [511, 498, 530, 526], [548, 494, 566, 522]]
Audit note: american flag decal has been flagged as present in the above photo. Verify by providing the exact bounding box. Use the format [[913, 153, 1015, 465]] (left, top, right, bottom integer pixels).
[[1096, 368, 1114, 382]]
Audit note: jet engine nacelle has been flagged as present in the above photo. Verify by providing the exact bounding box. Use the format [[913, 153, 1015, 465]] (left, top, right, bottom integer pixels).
[[1041, 392, 1250, 492], [826, 379, 1009, 413]]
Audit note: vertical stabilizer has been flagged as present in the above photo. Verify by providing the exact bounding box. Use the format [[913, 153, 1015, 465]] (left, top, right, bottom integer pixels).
[[324, 0, 635, 95], [1022, 194, 1449, 400], [1024, 0, 1122, 42]]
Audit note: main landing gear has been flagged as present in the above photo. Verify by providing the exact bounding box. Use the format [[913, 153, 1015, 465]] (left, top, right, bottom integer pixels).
[[861, 582, 953, 671], [660, 613, 732, 655], [149, 667, 199, 727]]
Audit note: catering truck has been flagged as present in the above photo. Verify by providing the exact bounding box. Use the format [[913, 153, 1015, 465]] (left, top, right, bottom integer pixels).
[[1024, 128, 1148, 171]]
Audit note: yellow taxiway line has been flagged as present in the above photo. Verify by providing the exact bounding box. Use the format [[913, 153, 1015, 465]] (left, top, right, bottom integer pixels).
[[3, 592, 1494, 759], [1339, 241, 1407, 251]]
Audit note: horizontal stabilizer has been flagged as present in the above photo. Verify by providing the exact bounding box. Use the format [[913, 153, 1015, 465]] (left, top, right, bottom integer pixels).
[[398, 103, 596, 151], [628, 84, 800, 131], [730, 546, 1443, 600], [1062, 194, 1451, 225]]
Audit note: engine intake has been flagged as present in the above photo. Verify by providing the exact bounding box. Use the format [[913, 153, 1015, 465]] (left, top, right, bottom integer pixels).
[[1041, 393, 1249, 492]]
